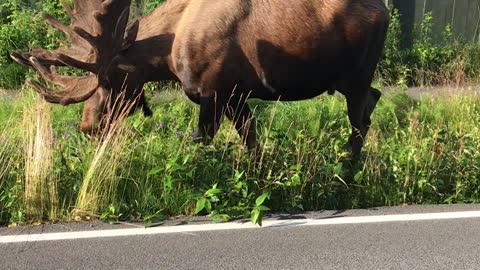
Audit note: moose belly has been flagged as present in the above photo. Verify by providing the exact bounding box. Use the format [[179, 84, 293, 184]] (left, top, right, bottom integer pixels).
[[250, 77, 332, 101], [248, 58, 346, 101]]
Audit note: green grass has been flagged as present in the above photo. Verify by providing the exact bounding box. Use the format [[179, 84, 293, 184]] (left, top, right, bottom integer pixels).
[[1, 85, 479, 226]]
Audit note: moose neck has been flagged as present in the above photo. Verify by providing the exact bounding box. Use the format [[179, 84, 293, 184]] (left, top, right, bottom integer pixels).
[[138, 0, 191, 39], [124, 0, 191, 82]]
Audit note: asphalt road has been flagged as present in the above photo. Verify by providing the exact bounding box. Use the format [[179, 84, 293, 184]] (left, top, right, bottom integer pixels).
[[1, 204, 480, 270]]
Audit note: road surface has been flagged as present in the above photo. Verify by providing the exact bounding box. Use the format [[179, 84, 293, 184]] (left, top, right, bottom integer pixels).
[[1, 204, 479, 270]]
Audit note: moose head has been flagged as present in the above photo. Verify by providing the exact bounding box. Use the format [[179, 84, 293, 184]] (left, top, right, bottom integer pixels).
[[11, 0, 154, 133]]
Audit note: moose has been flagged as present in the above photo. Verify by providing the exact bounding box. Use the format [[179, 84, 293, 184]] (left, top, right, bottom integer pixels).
[[11, 0, 389, 156]]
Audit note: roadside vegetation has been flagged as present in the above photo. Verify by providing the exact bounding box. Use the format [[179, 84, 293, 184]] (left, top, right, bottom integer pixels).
[[1, 86, 479, 226], [376, 9, 480, 87], [1, 1, 479, 226]]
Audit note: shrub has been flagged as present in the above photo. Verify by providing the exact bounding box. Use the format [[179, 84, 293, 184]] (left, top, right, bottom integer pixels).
[[0, 0, 67, 89], [378, 9, 480, 87]]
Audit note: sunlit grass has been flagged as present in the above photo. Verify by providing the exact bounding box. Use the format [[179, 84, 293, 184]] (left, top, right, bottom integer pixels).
[[22, 99, 57, 220], [0, 85, 479, 225]]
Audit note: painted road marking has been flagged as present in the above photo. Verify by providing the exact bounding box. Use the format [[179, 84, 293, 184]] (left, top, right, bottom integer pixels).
[[1, 210, 480, 243]]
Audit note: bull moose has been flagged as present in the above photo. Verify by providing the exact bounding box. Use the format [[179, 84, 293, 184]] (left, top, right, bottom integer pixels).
[[11, 0, 389, 156]]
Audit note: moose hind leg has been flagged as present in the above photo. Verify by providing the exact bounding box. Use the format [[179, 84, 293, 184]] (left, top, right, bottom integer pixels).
[[224, 99, 257, 149], [364, 87, 381, 127], [346, 93, 370, 156], [193, 96, 223, 145]]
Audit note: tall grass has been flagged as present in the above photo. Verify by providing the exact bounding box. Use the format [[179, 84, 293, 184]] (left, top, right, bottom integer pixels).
[[0, 118, 16, 183], [75, 96, 137, 216], [0, 86, 479, 225], [22, 99, 57, 220]]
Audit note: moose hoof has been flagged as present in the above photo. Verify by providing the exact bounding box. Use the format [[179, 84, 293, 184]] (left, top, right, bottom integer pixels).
[[344, 140, 362, 159], [192, 130, 212, 146]]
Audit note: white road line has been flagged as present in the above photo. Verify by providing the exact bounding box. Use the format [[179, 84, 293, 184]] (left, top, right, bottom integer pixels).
[[1, 210, 480, 243]]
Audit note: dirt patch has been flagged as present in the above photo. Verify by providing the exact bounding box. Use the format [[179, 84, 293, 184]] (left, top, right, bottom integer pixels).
[[385, 84, 480, 100]]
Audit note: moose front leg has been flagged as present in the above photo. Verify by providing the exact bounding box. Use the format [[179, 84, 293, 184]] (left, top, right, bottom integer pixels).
[[132, 84, 153, 117], [193, 96, 223, 145], [224, 100, 257, 149], [142, 101, 153, 117]]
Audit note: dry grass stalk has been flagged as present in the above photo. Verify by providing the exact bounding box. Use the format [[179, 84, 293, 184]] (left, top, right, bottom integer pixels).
[[22, 99, 57, 220], [75, 93, 136, 216], [0, 122, 15, 184]]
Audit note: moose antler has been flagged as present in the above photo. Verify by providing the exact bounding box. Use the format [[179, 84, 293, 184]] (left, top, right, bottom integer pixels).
[[10, 0, 132, 105]]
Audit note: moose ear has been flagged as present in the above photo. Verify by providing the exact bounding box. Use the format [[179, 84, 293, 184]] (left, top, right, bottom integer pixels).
[[123, 20, 139, 50], [116, 63, 137, 73]]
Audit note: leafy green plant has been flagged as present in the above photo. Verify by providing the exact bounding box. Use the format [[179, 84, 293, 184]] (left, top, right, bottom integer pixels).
[[377, 9, 480, 87], [0, 0, 67, 89], [377, 8, 408, 86], [251, 192, 271, 226], [100, 204, 123, 224]]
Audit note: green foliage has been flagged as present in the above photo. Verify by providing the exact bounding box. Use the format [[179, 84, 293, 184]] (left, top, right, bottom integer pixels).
[[130, 0, 165, 20], [378, 10, 480, 86], [0, 0, 67, 89], [377, 9, 407, 86], [141, 0, 165, 14], [0, 182, 25, 226], [99, 204, 123, 224], [1, 86, 479, 226]]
